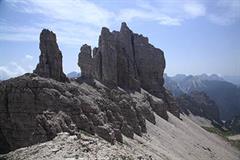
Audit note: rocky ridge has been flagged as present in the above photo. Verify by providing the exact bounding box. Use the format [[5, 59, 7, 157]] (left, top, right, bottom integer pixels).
[[0, 23, 179, 154], [79, 22, 179, 117], [177, 91, 221, 123], [164, 74, 240, 120]]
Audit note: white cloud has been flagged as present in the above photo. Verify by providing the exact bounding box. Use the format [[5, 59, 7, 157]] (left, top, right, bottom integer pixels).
[[208, 0, 240, 25], [2, 0, 108, 45], [10, 62, 27, 74], [0, 55, 36, 80], [183, 1, 206, 17], [0, 66, 13, 80], [118, 8, 182, 26], [25, 54, 33, 60], [0, 63, 26, 80], [1, 0, 240, 46], [8, 0, 114, 27], [118, 0, 206, 26]]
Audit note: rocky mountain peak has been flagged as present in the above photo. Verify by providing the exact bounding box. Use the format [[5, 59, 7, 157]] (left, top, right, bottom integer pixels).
[[79, 23, 165, 95], [40, 29, 56, 41], [78, 23, 178, 117], [34, 29, 68, 82], [78, 44, 93, 79], [120, 22, 132, 33]]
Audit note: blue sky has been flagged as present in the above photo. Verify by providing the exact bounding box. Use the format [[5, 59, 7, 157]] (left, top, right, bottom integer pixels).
[[0, 0, 240, 79]]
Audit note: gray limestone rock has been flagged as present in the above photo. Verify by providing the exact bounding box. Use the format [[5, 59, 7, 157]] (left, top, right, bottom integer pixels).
[[95, 124, 115, 144], [0, 24, 181, 153], [34, 29, 68, 82], [78, 22, 179, 118], [78, 44, 93, 79]]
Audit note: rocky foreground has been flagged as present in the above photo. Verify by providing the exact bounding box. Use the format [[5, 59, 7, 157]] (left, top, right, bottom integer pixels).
[[1, 110, 239, 160]]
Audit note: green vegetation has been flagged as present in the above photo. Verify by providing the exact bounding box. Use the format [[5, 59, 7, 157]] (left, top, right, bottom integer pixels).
[[202, 126, 240, 151], [202, 126, 233, 137]]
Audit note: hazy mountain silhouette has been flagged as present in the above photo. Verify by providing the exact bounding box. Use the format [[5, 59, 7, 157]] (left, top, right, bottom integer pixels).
[[165, 74, 240, 120]]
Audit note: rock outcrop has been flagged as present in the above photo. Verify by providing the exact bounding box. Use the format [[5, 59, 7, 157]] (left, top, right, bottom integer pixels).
[[0, 73, 166, 153], [177, 91, 221, 123], [79, 22, 165, 93], [0, 23, 179, 153], [34, 29, 68, 82], [78, 22, 179, 117], [78, 44, 93, 79]]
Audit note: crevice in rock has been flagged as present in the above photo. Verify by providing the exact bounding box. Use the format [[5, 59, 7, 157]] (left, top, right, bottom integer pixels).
[[99, 51, 103, 80], [4, 88, 10, 118], [0, 127, 10, 154]]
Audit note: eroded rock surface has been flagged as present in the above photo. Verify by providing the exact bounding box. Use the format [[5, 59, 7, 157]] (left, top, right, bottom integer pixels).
[[34, 29, 68, 82], [78, 22, 179, 118], [0, 74, 167, 153], [0, 23, 179, 153]]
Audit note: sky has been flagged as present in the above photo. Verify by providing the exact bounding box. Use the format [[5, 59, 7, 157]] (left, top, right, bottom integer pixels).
[[0, 0, 240, 79]]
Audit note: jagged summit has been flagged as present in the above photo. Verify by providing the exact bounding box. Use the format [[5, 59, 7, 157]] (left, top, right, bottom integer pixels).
[[0, 23, 239, 160], [34, 29, 68, 82], [79, 23, 165, 94], [0, 23, 178, 154], [78, 22, 178, 117]]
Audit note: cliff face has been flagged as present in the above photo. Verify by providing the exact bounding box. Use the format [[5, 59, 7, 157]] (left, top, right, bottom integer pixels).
[[34, 29, 68, 82], [79, 22, 165, 95], [79, 23, 179, 117], [0, 23, 179, 154]]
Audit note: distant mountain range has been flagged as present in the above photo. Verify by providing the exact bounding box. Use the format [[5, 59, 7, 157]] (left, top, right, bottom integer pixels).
[[67, 71, 81, 79], [164, 74, 240, 120], [177, 91, 221, 123], [223, 75, 240, 86]]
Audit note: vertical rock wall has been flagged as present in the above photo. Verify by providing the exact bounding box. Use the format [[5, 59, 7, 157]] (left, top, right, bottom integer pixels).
[[34, 29, 68, 82]]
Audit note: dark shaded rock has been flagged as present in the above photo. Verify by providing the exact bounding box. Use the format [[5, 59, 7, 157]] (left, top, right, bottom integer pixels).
[[114, 128, 123, 143], [95, 124, 115, 144], [79, 22, 178, 118], [0, 128, 10, 154], [0, 25, 180, 153], [163, 89, 180, 118], [79, 22, 164, 92], [177, 91, 221, 123], [77, 114, 95, 135], [0, 73, 158, 152], [34, 29, 68, 82], [148, 95, 168, 120], [78, 44, 93, 79], [121, 122, 134, 138], [35, 110, 78, 140]]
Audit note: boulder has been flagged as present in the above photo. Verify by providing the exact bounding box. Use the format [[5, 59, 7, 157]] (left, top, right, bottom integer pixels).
[[95, 124, 115, 144], [148, 95, 169, 120], [35, 110, 78, 140], [121, 122, 134, 138]]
